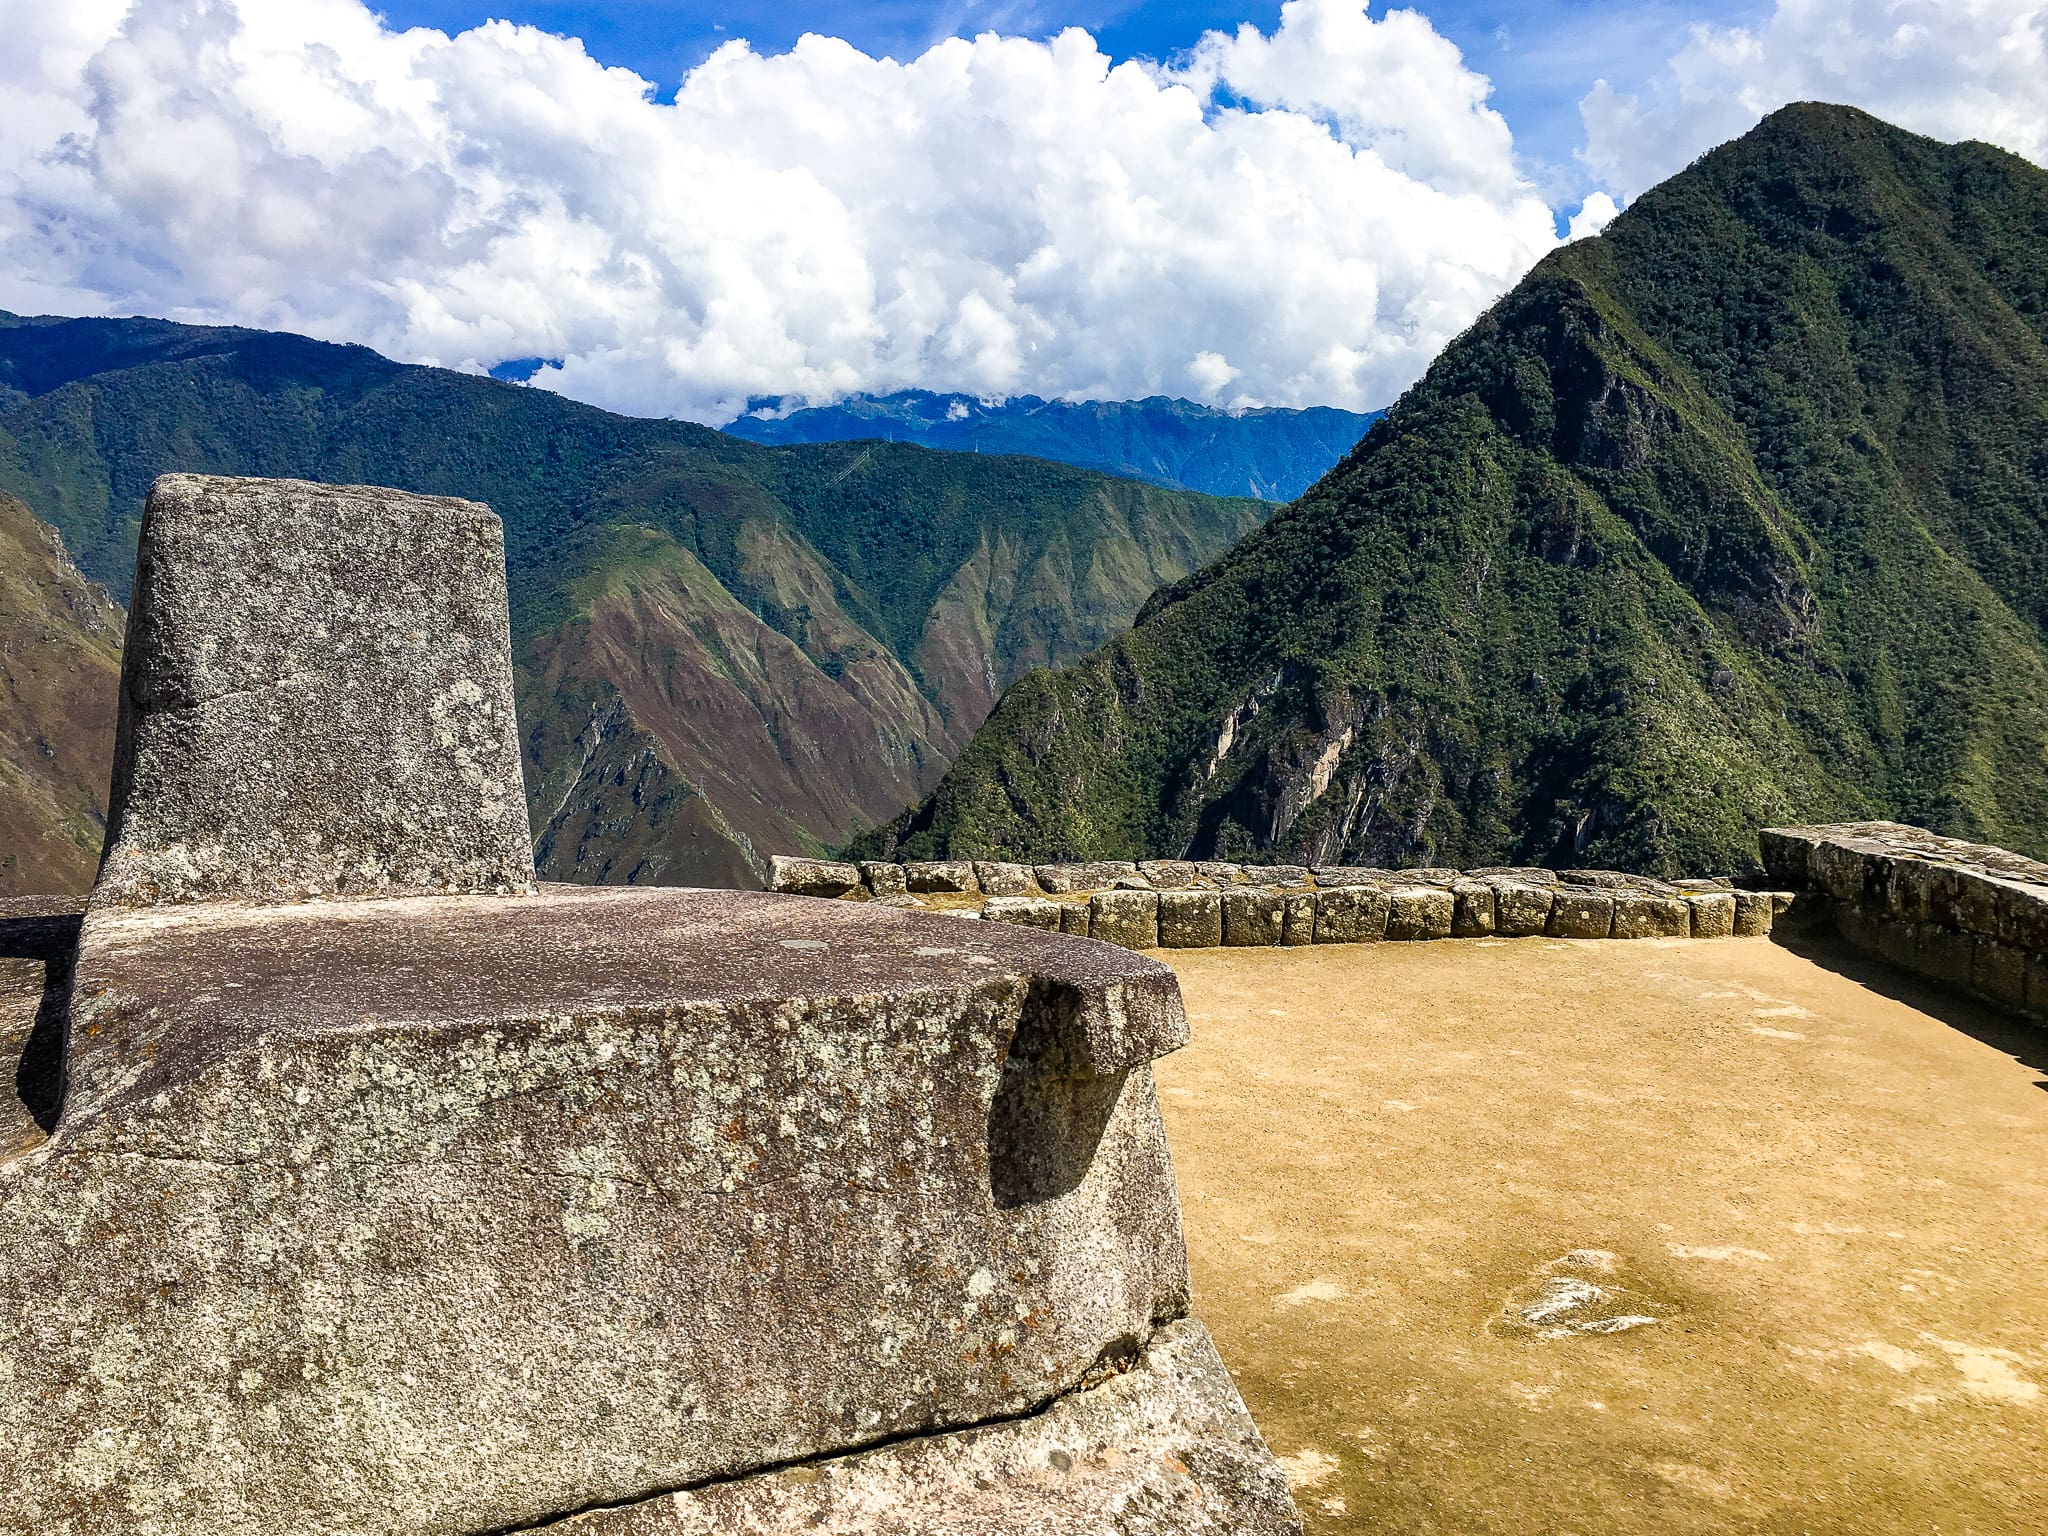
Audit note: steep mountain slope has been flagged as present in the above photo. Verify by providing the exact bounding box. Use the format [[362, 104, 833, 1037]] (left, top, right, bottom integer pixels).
[[726, 390, 1383, 501], [0, 315, 1265, 886], [876, 105, 2048, 876], [0, 493, 121, 896]]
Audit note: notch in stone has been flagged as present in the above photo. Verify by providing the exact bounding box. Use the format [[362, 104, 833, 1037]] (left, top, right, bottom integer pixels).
[[96, 475, 537, 906]]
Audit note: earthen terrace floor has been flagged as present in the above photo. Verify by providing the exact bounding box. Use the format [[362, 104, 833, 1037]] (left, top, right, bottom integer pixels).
[[1152, 934, 2048, 1536]]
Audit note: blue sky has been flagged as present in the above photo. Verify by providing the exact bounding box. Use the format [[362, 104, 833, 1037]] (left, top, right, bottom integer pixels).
[[372, 0, 1760, 197]]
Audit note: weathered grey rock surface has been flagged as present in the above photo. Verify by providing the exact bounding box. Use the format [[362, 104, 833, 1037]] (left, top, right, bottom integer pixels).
[[0, 476, 1299, 1536], [3, 889, 1202, 1535], [98, 476, 533, 905], [537, 1320, 1301, 1535]]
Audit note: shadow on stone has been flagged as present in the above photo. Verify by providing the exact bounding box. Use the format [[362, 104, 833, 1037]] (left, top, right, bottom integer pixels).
[[989, 978, 1127, 1209], [1, 912, 79, 1140], [1775, 930, 2048, 1089]]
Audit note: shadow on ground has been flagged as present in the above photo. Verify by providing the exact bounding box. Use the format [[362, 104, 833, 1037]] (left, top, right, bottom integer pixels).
[[1774, 929, 2048, 1089]]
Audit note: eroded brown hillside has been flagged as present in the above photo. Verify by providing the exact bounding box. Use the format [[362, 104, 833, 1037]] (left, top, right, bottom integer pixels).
[[0, 493, 120, 895]]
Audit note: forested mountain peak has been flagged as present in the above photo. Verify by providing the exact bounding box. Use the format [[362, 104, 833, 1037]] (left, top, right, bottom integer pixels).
[[874, 104, 2048, 875]]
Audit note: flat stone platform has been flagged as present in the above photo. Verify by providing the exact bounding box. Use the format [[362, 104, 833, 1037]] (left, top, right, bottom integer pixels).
[[1156, 935, 2047, 1535], [63, 884, 1186, 1123], [1, 887, 1221, 1536]]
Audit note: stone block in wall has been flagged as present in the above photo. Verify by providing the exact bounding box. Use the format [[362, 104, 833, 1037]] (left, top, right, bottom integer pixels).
[[1280, 893, 1317, 946], [975, 862, 1041, 897], [1994, 881, 2048, 951], [1809, 840, 1881, 905], [1157, 890, 1224, 949], [1223, 890, 1285, 946], [1610, 893, 1689, 939], [1091, 890, 1160, 950], [861, 861, 909, 899], [1883, 857, 1941, 924], [1835, 905, 1911, 969], [1059, 902, 1092, 938], [1946, 870, 2009, 938], [1247, 865, 1310, 887], [1489, 882, 1553, 937], [1139, 860, 1197, 890], [1686, 892, 1737, 939], [1548, 891, 1613, 939], [1916, 923, 1976, 990], [1467, 866, 1560, 883], [1758, 826, 1821, 887], [1971, 941, 2030, 1011], [1385, 887, 1454, 941], [1037, 862, 1139, 894], [768, 857, 863, 898], [983, 896, 1061, 931], [1731, 890, 1775, 937], [2029, 953, 2048, 1019], [1559, 870, 1634, 890], [1194, 862, 1245, 884], [1311, 866, 1391, 887], [906, 861, 980, 893], [1313, 886, 1389, 944], [1451, 883, 1496, 937]]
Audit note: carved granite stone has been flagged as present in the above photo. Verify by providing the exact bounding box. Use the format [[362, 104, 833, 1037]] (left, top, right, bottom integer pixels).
[[537, 1321, 1301, 1535], [0, 477, 1299, 1536], [98, 476, 533, 906]]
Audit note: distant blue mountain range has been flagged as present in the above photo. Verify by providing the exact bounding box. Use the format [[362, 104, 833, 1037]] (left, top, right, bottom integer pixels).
[[723, 390, 1383, 502]]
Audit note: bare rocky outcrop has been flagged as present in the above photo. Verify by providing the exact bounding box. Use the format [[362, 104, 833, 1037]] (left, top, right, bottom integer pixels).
[[0, 476, 1299, 1536]]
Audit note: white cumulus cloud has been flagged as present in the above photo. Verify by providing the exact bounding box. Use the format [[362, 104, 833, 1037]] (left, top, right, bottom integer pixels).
[[1581, 0, 2048, 201], [0, 0, 1571, 422]]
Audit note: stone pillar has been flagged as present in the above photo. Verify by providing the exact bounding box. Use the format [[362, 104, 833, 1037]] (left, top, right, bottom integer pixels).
[[98, 475, 534, 906]]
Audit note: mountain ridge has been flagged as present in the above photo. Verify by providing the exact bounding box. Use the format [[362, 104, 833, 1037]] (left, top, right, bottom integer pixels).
[[0, 314, 1269, 888], [724, 389, 1383, 502], [871, 104, 2048, 875]]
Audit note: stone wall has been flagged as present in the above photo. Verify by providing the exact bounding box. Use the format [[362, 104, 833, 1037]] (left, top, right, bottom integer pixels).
[[1761, 822, 2048, 1021], [769, 857, 1794, 949]]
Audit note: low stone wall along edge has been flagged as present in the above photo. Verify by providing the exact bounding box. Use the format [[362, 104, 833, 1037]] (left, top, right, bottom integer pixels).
[[767, 856, 1794, 951]]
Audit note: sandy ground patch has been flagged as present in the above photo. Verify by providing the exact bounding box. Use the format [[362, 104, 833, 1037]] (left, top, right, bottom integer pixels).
[[1154, 935, 2048, 1535]]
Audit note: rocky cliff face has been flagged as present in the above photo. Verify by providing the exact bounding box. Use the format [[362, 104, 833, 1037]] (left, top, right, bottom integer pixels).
[[0, 493, 120, 895], [877, 105, 2048, 876]]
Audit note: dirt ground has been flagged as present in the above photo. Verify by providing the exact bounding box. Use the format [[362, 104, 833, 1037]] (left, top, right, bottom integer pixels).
[[1153, 935, 2048, 1536]]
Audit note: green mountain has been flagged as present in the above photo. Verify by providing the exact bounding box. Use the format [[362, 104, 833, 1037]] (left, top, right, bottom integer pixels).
[[725, 390, 1384, 502], [0, 491, 121, 896], [874, 105, 2048, 876], [0, 314, 1267, 887]]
